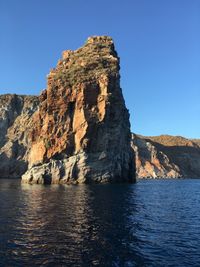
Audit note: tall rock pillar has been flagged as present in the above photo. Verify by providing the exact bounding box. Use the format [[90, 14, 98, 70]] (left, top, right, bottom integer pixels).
[[22, 36, 135, 184]]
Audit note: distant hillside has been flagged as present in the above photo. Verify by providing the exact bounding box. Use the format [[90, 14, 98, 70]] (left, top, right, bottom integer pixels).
[[145, 135, 198, 147], [192, 139, 200, 147], [132, 134, 200, 179]]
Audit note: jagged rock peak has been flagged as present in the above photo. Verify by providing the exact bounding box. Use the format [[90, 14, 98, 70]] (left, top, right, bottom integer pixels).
[[48, 35, 119, 87], [86, 36, 114, 44], [22, 36, 135, 184], [61, 36, 114, 60]]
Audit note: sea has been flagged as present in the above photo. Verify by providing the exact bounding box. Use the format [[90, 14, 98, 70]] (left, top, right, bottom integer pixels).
[[0, 179, 200, 267]]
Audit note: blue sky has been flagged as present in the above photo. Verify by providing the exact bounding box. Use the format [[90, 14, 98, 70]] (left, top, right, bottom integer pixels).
[[0, 0, 199, 138]]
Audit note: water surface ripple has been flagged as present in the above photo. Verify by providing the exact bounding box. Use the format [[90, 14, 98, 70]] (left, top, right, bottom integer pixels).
[[0, 179, 200, 266]]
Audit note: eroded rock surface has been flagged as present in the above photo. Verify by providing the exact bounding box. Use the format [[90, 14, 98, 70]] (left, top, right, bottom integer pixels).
[[2, 37, 199, 181], [0, 94, 39, 178], [22, 36, 135, 184], [132, 134, 200, 178]]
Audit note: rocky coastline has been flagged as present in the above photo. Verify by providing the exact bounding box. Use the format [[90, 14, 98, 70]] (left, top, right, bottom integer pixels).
[[1, 36, 135, 184], [0, 36, 199, 182], [132, 134, 200, 179], [0, 94, 38, 178]]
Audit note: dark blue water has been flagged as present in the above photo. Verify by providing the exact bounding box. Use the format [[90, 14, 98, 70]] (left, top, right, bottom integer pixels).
[[0, 179, 200, 267]]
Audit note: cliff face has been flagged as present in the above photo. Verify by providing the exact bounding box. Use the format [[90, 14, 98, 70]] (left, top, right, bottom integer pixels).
[[132, 134, 200, 178], [1, 37, 199, 181], [1, 95, 200, 180], [0, 94, 39, 178], [22, 36, 135, 184]]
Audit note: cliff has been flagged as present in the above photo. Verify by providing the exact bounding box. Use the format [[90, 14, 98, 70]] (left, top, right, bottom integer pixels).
[[0, 94, 39, 178], [132, 134, 200, 178], [1, 37, 199, 181], [21, 36, 135, 184], [1, 94, 199, 180]]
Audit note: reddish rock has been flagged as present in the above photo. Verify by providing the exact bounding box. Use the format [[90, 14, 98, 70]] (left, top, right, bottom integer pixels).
[[22, 36, 135, 184]]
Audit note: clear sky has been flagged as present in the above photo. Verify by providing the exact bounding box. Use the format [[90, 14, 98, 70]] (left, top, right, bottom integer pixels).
[[0, 0, 199, 138]]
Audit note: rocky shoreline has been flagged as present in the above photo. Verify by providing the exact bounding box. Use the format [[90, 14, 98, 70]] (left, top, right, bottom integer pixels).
[[1, 95, 199, 180], [0, 94, 39, 178], [1, 36, 135, 184], [132, 134, 200, 179], [0, 36, 199, 182]]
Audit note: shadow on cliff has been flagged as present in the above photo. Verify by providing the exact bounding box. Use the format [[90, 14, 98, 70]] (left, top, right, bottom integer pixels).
[[0, 152, 28, 178]]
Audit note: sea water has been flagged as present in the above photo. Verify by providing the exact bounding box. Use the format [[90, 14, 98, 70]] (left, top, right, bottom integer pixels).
[[0, 179, 200, 267]]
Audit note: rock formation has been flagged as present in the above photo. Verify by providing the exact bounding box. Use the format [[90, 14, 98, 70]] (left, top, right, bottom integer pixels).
[[132, 134, 200, 178], [1, 97, 200, 180], [21, 36, 135, 184], [0, 94, 39, 178], [1, 37, 200, 181], [132, 134, 181, 178]]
